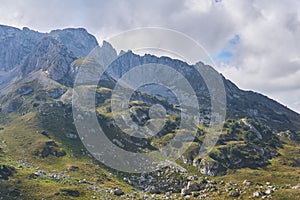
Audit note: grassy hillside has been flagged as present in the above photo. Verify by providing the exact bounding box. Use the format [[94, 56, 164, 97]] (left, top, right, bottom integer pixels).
[[0, 82, 299, 199]]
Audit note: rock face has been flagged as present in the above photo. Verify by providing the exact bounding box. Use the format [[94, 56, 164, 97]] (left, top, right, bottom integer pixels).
[[197, 159, 226, 176], [46, 87, 67, 99], [110, 188, 124, 196], [34, 141, 67, 158], [2, 97, 24, 114], [0, 25, 98, 90], [0, 25, 43, 71], [21, 37, 76, 84], [0, 25, 98, 72], [1, 24, 299, 133], [50, 28, 98, 58], [16, 86, 33, 95], [105, 50, 300, 132]]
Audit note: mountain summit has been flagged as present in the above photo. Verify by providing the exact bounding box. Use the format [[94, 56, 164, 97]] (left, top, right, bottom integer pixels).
[[0, 25, 299, 199]]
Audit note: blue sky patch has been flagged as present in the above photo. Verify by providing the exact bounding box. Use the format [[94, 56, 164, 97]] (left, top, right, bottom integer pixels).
[[229, 34, 240, 45], [213, 34, 240, 63]]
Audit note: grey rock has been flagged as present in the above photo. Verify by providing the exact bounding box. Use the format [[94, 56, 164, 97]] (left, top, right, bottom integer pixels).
[[111, 188, 124, 196], [45, 141, 58, 147], [265, 189, 273, 194], [60, 189, 80, 197], [187, 182, 202, 191], [16, 86, 33, 95], [67, 166, 79, 172], [292, 185, 300, 189], [2, 97, 24, 113], [50, 28, 98, 57], [40, 130, 50, 138], [228, 191, 240, 197], [146, 186, 162, 194], [243, 180, 254, 186], [253, 191, 265, 197], [46, 88, 67, 99], [65, 133, 78, 139], [0, 25, 43, 71], [187, 175, 198, 181], [0, 25, 97, 72], [181, 188, 191, 196], [21, 37, 76, 84], [198, 159, 225, 176]]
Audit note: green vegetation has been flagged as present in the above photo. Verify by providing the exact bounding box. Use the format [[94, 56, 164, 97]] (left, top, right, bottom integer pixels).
[[0, 82, 299, 199]]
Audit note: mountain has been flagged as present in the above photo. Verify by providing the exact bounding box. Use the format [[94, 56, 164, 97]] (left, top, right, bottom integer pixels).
[[0, 25, 98, 89], [0, 25, 299, 199], [0, 25, 98, 71], [0, 25, 43, 71]]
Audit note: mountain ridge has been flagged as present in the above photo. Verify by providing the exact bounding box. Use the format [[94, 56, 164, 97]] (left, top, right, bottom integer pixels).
[[0, 24, 299, 132], [0, 24, 299, 199]]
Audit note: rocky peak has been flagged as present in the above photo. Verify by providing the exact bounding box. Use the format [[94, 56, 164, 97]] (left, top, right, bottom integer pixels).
[[0, 25, 43, 71], [49, 28, 98, 57], [0, 25, 98, 72], [90, 40, 118, 67], [21, 37, 76, 83]]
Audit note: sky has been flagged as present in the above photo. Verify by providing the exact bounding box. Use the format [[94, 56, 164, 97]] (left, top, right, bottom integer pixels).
[[0, 0, 300, 113]]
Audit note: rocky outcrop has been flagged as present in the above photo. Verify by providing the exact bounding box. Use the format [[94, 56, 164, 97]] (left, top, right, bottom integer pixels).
[[0, 25, 43, 71], [1, 24, 299, 132], [60, 189, 80, 197], [196, 159, 226, 176], [2, 97, 24, 114], [34, 141, 66, 158], [110, 188, 124, 196], [278, 130, 300, 141], [50, 28, 98, 58], [21, 37, 76, 82], [46, 87, 67, 99], [0, 25, 98, 72], [16, 85, 33, 95]]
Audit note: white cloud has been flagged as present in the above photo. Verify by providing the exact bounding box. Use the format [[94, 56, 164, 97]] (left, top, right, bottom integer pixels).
[[214, 0, 300, 112], [0, 0, 299, 112]]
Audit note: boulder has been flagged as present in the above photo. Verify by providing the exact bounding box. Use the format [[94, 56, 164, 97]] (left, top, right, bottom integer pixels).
[[228, 191, 240, 197], [65, 133, 78, 139], [265, 189, 273, 194], [292, 185, 300, 189], [243, 179, 254, 186], [40, 130, 50, 138], [67, 166, 79, 172], [35, 146, 66, 158], [181, 188, 191, 196], [111, 188, 124, 196], [198, 159, 226, 176], [253, 191, 265, 197], [187, 182, 202, 191], [47, 88, 67, 99], [60, 189, 80, 197], [45, 141, 58, 147]]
